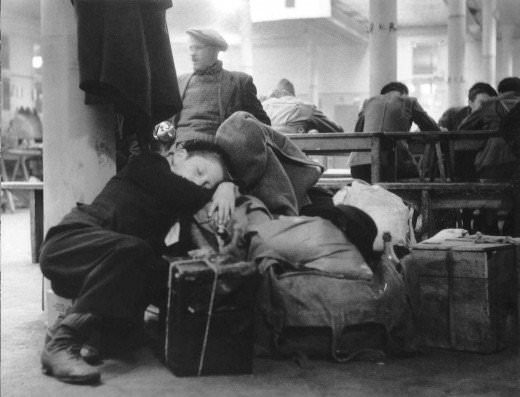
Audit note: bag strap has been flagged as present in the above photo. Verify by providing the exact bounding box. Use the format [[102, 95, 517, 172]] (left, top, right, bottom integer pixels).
[[197, 260, 220, 376]]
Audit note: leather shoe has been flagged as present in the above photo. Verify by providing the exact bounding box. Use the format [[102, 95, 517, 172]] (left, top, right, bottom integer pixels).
[[41, 313, 101, 384], [46, 312, 102, 365], [41, 344, 100, 384]]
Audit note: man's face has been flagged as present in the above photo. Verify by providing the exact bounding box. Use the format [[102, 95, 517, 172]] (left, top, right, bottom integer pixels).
[[469, 93, 491, 112], [170, 150, 224, 189], [188, 37, 220, 72]]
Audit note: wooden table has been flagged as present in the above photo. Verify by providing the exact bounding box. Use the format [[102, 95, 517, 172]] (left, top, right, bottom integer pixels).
[[1, 181, 44, 263], [379, 182, 513, 239], [288, 131, 514, 238], [1, 146, 42, 181], [287, 130, 500, 183]]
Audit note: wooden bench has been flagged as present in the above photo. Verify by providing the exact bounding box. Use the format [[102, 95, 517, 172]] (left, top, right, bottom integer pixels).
[[379, 182, 513, 240], [288, 131, 515, 238], [1, 181, 44, 263], [288, 130, 500, 183]]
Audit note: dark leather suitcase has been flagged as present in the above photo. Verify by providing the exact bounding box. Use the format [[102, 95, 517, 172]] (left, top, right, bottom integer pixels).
[[164, 258, 258, 376]]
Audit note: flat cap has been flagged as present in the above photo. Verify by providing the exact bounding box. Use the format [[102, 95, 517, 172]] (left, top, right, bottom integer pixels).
[[186, 28, 228, 51]]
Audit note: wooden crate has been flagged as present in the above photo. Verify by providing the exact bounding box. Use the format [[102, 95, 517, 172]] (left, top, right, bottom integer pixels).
[[411, 240, 517, 353]]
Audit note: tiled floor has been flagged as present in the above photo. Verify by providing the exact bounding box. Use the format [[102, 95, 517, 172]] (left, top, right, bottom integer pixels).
[[1, 209, 519, 396]]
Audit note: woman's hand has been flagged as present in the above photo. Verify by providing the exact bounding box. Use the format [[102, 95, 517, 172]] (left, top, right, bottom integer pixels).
[[207, 182, 237, 226]]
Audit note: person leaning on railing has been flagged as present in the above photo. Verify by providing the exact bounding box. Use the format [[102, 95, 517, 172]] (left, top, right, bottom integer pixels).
[[349, 81, 440, 183]]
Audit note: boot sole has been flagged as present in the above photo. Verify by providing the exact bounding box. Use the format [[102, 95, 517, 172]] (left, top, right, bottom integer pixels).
[[42, 364, 101, 385]]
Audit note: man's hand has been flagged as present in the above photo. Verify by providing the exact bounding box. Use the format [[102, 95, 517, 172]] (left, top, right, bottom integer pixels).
[[207, 182, 237, 226]]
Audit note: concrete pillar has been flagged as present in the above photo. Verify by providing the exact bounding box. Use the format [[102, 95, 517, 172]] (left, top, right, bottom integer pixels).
[[240, 0, 253, 75], [368, 0, 397, 96], [498, 24, 514, 80], [41, 0, 115, 232], [514, 39, 520, 76], [481, 0, 497, 86], [306, 31, 319, 105], [447, 0, 466, 107]]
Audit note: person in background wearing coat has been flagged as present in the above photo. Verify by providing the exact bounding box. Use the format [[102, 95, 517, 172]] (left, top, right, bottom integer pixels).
[[348, 82, 439, 183], [262, 78, 344, 134], [458, 77, 520, 181], [171, 28, 270, 143], [438, 82, 497, 133], [438, 82, 497, 181]]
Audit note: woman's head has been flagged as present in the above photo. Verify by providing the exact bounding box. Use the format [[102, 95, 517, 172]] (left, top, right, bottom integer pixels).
[[168, 140, 231, 189]]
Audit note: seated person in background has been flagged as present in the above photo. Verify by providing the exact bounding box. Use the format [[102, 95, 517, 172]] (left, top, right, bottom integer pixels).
[[435, 83, 498, 231], [438, 82, 497, 132], [438, 105, 469, 132], [39, 140, 238, 385], [349, 82, 439, 183], [440, 82, 497, 181], [172, 28, 270, 143], [459, 77, 520, 181], [262, 78, 344, 134]]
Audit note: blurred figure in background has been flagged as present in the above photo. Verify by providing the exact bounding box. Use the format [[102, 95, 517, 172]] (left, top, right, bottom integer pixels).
[[262, 78, 344, 134], [440, 82, 498, 181], [438, 82, 497, 132], [349, 82, 439, 183], [459, 77, 520, 181]]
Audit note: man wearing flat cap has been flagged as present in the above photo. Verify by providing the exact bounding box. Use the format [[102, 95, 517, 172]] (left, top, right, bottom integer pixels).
[[171, 28, 271, 142]]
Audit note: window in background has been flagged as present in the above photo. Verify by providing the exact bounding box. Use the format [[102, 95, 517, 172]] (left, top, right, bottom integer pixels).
[[1, 34, 10, 70], [412, 44, 435, 75], [2, 77, 10, 111], [410, 42, 445, 121]]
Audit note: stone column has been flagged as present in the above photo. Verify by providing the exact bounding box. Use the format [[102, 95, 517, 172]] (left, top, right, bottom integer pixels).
[[481, 0, 497, 85], [41, 0, 115, 231], [447, 0, 466, 107], [514, 39, 520, 76], [240, 0, 254, 75], [498, 24, 514, 80], [368, 0, 397, 96], [306, 31, 319, 105]]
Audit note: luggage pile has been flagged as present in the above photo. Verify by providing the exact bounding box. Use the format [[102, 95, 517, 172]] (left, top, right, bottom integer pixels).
[[163, 194, 419, 376]]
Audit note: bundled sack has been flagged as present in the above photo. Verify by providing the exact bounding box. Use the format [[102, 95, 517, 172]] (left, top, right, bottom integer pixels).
[[248, 214, 373, 280], [253, 240, 418, 362], [333, 180, 414, 251], [248, 206, 418, 362]]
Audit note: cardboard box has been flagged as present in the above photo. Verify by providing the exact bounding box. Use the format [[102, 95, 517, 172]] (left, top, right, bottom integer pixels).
[[411, 238, 517, 353]]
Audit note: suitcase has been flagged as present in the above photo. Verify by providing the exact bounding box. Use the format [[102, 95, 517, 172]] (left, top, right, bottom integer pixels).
[[410, 237, 517, 353], [164, 257, 258, 376]]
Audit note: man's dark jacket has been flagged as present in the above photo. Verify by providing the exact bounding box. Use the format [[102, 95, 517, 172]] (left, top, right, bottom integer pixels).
[[39, 153, 214, 320], [174, 61, 270, 142]]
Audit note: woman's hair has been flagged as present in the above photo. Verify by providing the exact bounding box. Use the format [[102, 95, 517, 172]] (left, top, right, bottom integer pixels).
[[177, 139, 233, 180]]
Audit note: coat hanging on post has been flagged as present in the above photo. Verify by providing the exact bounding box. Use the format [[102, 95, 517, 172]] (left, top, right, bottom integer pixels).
[[72, 0, 183, 148]]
